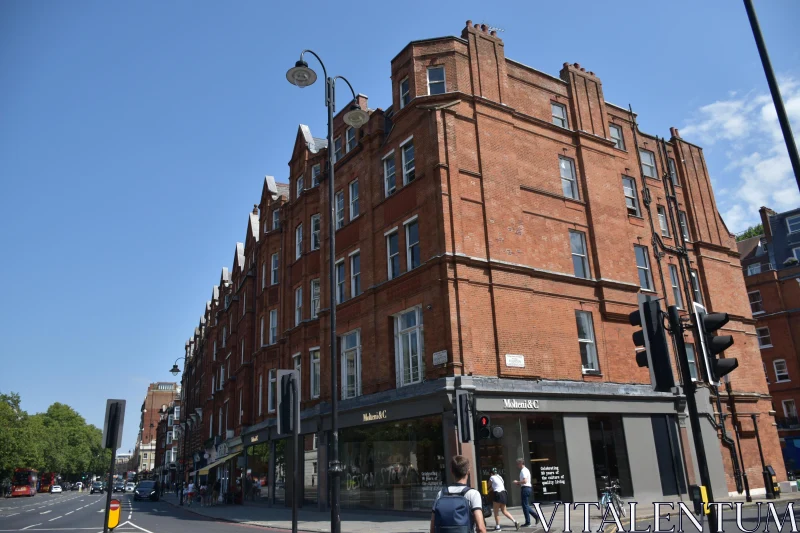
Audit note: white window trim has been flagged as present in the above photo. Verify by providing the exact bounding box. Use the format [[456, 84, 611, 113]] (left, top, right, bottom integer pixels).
[[311, 164, 321, 187], [272, 209, 280, 231], [349, 249, 361, 297], [345, 127, 356, 153], [335, 190, 345, 229], [404, 216, 420, 271], [786, 215, 800, 234], [269, 309, 278, 345], [295, 286, 303, 326], [657, 206, 670, 237], [400, 136, 414, 185], [394, 305, 424, 387], [399, 77, 410, 108], [757, 327, 773, 349], [749, 290, 765, 315], [296, 175, 304, 198], [295, 224, 303, 259], [268, 369, 276, 413], [426, 66, 446, 95], [349, 179, 359, 220], [310, 346, 321, 399], [383, 150, 397, 197], [792, 247, 800, 261], [385, 227, 399, 280], [609, 123, 625, 150], [783, 399, 797, 419], [576, 310, 600, 374], [551, 102, 568, 128], [271, 253, 279, 285], [333, 136, 343, 162], [341, 330, 362, 399], [335, 258, 346, 304], [261, 262, 266, 290], [310, 278, 320, 319], [311, 214, 321, 250], [774, 359, 790, 383]]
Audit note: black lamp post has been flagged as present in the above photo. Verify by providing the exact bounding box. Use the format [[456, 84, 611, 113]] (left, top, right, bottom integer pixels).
[[286, 51, 368, 533], [168, 356, 187, 504]]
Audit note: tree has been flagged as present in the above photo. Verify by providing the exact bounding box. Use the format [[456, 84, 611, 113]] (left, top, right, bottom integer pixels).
[[736, 223, 764, 241]]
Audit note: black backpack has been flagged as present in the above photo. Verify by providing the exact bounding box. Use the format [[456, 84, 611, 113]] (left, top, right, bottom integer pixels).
[[433, 486, 474, 533]]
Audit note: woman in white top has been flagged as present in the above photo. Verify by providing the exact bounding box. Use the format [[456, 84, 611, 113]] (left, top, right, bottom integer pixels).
[[488, 468, 519, 531]]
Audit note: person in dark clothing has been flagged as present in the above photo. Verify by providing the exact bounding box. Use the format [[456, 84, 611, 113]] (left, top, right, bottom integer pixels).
[[212, 479, 221, 506]]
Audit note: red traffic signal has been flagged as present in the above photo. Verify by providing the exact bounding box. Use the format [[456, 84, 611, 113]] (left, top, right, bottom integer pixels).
[[479, 415, 490, 428]]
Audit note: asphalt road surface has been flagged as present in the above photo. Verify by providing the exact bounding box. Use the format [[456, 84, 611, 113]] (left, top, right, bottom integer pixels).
[[0, 491, 287, 532]]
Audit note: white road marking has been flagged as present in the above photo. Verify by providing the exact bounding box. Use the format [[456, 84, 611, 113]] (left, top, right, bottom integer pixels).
[[66, 511, 74, 515], [48, 515, 62, 521], [40, 510, 51, 514], [6, 513, 18, 517], [21, 523, 41, 530], [118, 521, 157, 533]]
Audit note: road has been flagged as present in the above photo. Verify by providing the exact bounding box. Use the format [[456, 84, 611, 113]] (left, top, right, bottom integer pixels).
[[0, 491, 286, 532]]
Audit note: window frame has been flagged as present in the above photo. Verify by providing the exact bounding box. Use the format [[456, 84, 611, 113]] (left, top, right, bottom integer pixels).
[[793, 247, 800, 262], [783, 398, 797, 419], [747, 263, 762, 276], [668, 264, 683, 309], [622, 176, 641, 217], [349, 250, 361, 297], [269, 309, 277, 345], [405, 216, 420, 271], [386, 228, 400, 280], [333, 137, 343, 162], [786, 215, 800, 234], [679, 211, 691, 241], [310, 348, 320, 399], [639, 149, 657, 179], [295, 223, 303, 260], [260, 315, 265, 347], [559, 156, 579, 200], [268, 369, 276, 413], [634, 245, 654, 291], [310, 278, 320, 318], [311, 164, 321, 187], [426, 66, 446, 95], [383, 150, 396, 197], [401, 137, 415, 185], [294, 286, 303, 326], [395, 306, 425, 387], [341, 330, 362, 399], [569, 229, 590, 279], [272, 209, 280, 231], [399, 77, 410, 108], [749, 290, 764, 315], [575, 310, 600, 374], [756, 327, 772, 349], [609, 123, 625, 150], [258, 374, 263, 415], [668, 158, 679, 186], [261, 262, 266, 290], [349, 179, 359, 220], [296, 175, 304, 198], [345, 126, 356, 153], [335, 258, 346, 304], [271, 253, 279, 285], [690, 269, 703, 304], [335, 190, 345, 229], [311, 214, 321, 250], [657, 205, 671, 237], [685, 343, 699, 382], [551, 102, 568, 128], [774, 359, 789, 382]]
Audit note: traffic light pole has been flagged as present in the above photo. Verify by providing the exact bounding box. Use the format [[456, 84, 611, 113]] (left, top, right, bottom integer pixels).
[[668, 306, 718, 530]]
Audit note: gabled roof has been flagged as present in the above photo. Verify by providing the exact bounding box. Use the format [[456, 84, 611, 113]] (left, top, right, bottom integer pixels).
[[233, 242, 245, 273], [219, 267, 230, 286], [211, 285, 219, 302], [248, 212, 260, 242], [736, 235, 764, 261], [298, 124, 327, 153], [261, 176, 290, 206]]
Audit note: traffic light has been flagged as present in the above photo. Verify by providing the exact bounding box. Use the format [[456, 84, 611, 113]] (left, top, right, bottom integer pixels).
[[455, 391, 473, 443], [477, 414, 491, 440], [629, 293, 675, 392], [692, 303, 737, 385]]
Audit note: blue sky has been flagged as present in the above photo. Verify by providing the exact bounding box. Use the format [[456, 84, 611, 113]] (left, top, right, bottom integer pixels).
[[1, 1, 798, 455]]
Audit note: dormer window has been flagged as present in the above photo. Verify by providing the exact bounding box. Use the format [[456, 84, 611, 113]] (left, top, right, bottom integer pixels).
[[427, 66, 445, 95]]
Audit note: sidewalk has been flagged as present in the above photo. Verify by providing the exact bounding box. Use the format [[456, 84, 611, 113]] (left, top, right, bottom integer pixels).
[[161, 492, 800, 533]]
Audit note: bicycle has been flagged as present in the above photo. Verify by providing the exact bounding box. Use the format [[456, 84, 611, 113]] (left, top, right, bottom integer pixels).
[[599, 476, 626, 518]]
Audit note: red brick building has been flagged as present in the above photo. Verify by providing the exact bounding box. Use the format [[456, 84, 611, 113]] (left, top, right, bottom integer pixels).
[[177, 22, 783, 509], [738, 206, 800, 474], [133, 382, 179, 476]]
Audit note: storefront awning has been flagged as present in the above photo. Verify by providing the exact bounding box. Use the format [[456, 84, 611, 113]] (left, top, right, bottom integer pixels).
[[198, 452, 240, 475]]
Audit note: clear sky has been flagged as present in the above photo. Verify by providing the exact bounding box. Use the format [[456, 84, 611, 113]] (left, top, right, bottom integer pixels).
[[1, 1, 798, 455]]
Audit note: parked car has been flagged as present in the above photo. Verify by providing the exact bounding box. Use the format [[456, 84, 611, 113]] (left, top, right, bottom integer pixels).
[[90, 482, 104, 494], [113, 482, 125, 493], [50, 485, 62, 494], [125, 483, 135, 492], [133, 480, 159, 502]]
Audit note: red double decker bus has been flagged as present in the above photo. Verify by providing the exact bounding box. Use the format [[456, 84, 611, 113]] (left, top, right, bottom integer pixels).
[[12, 468, 38, 497], [39, 472, 59, 493]]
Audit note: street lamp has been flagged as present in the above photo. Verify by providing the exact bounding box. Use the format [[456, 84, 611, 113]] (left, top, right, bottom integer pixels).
[[286, 50, 367, 533], [169, 357, 186, 376]]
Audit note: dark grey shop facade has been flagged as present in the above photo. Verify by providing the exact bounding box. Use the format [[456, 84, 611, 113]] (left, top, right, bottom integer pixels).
[[240, 376, 727, 511]]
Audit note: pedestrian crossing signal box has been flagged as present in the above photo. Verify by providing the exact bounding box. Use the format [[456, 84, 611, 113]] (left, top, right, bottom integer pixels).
[[108, 499, 120, 530]]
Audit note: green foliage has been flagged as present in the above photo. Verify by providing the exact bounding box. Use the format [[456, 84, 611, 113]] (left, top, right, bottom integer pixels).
[[0, 392, 108, 480], [736, 223, 763, 241]]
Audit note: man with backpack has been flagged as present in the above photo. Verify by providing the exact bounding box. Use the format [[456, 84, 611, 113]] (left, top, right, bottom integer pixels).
[[431, 455, 487, 533]]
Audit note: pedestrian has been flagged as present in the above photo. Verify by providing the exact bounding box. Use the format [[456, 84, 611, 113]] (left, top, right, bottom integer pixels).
[[489, 468, 519, 531], [512, 459, 537, 528], [430, 455, 486, 533], [199, 483, 207, 507], [212, 479, 221, 506], [186, 480, 195, 507]]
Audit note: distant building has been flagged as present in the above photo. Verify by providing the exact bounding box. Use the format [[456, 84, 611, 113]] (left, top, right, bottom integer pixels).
[[134, 382, 180, 474], [738, 206, 800, 474], [114, 454, 132, 476]]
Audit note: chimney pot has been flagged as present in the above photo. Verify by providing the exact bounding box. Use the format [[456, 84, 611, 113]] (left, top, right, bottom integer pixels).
[[466, 20, 472, 27], [481, 24, 487, 32], [574, 63, 580, 68], [491, 30, 496, 36], [588, 71, 594, 75], [670, 127, 681, 139], [563, 62, 569, 67], [580, 67, 586, 72], [253, 204, 258, 214]]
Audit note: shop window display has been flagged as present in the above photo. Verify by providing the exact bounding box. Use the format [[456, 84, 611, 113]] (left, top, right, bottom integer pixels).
[[587, 414, 633, 498], [338, 415, 445, 511]]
